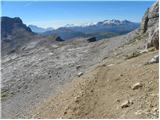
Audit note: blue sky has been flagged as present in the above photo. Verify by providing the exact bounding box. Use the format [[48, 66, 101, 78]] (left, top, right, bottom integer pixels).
[[1, 1, 155, 28]]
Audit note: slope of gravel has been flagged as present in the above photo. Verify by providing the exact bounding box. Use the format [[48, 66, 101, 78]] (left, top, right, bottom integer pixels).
[[31, 39, 159, 119], [1, 30, 140, 118]]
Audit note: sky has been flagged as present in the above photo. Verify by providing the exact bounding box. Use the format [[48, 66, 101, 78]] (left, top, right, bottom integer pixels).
[[1, 0, 155, 28]]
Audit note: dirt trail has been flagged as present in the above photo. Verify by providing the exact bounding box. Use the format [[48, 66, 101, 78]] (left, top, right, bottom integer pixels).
[[32, 48, 158, 119]]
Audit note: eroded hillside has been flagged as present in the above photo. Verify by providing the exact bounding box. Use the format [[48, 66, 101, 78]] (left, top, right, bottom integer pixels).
[[1, 1, 159, 119], [32, 45, 158, 119], [31, 1, 159, 119]]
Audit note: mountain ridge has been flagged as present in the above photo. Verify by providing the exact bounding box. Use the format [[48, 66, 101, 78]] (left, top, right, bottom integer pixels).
[[42, 19, 139, 40]]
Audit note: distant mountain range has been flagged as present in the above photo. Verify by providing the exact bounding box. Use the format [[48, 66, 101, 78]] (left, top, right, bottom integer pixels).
[[1, 17, 36, 55], [28, 25, 54, 33], [29, 19, 139, 40], [1, 17, 140, 56], [1, 17, 64, 56], [59, 19, 139, 34]]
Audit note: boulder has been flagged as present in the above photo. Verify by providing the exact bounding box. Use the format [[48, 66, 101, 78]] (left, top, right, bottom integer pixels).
[[55, 36, 64, 42], [76, 65, 81, 70], [86, 37, 97, 42], [77, 72, 83, 77], [132, 82, 142, 90], [120, 100, 133, 108], [149, 55, 159, 64]]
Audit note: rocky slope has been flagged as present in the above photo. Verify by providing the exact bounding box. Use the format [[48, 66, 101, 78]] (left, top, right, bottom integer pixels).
[[32, 48, 158, 119], [1, 17, 64, 56], [1, 29, 133, 118], [30, 1, 159, 119], [1, 17, 35, 56], [1, 1, 159, 119]]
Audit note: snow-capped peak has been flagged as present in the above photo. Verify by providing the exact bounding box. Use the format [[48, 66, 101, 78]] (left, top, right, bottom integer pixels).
[[101, 19, 122, 25], [64, 22, 97, 27], [79, 22, 97, 27], [97, 19, 134, 25], [63, 19, 134, 28], [64, 24, 75, 27]]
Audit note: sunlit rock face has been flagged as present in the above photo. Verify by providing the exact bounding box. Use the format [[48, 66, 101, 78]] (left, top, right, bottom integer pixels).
[[140, 1, 159, 49]]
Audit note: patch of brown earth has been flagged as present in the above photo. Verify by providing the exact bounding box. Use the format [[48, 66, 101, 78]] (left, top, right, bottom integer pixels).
[[32, 50, 158, 119]]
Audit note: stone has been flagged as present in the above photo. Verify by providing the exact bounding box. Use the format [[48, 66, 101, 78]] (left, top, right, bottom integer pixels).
[[77, 72, 83, 77], [135, 110, 143, 115], [55, 36, 64, 42], [63, 111, 67, 115], [152, 107, 158, 112], [119, 74, 123, 77], [49, 52, 53, 55], [107, 64, 114, 67], [103, 56, 108, 60], [139, 49, 148, 54], [86, 37, 96, 42], [148, 55, 159, 64], [132, 82, 143, 90], [116, 99, 120, 103], [76, 65, 81, 70], [74, 96, 80, 103], [120, 100, 133, 108]]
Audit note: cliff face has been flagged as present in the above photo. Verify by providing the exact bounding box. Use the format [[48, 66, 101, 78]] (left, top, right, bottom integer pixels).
[[1, 17, 35, 56], [140, 1, 159, 49], [1, 17, 32, 39]]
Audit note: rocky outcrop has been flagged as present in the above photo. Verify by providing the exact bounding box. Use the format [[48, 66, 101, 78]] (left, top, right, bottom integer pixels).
[[55, 36, 64, 42], [1, 17, 35, 56], [1, 16, 33, 39], [140, 1, 159, 49], [147, 28, 159, 49], [148, 54, 159, 64], [86, 37, 97, 42]]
